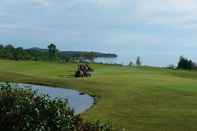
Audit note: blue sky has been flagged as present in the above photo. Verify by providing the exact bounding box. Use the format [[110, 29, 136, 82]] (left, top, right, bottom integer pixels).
[[1, 0, 197, 66]]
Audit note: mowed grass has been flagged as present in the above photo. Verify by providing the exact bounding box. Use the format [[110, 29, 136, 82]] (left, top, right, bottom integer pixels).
[[1, 59, 197, 131]]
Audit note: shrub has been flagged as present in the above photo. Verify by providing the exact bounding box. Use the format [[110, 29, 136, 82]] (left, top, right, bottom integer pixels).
[[0, 83, 112, 131]]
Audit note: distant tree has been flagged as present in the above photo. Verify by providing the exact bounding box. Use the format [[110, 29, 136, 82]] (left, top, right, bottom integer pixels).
[[4, 44, 15, 60], [14, 47, 25, 60], [0, 43, 116, 65], [128, 61, 133, 67], [48, 43, 58, 61], [136, 56, 141, 66], [0, 45, 5, 58], [22, 50, 32, 60], [177, 56, 195, 70], [0, 45, 3, 50], [177, 56, 184, 69], [0, 44, 59, 61]]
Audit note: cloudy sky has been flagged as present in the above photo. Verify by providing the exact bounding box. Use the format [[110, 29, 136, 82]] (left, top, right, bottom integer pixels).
[[1, 0, 197, 66]]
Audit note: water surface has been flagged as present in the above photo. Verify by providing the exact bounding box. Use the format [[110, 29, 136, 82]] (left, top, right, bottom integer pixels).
[[15, 83, 94, 114]]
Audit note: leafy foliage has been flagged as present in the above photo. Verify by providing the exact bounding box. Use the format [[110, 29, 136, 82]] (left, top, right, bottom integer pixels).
[[0, 83, 112, 131], [48, 43, 59, 61], [177, 56, 196, 70], [0, 44, 50, 61], [136, 56, 141, 66], [0, 44, 115, 63]]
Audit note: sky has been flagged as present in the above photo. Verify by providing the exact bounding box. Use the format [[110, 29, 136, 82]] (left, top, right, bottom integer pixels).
[[1, 0, 197, 66]]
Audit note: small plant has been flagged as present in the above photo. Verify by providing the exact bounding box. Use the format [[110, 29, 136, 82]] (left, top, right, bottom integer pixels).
[[0, 83, 112, 131]]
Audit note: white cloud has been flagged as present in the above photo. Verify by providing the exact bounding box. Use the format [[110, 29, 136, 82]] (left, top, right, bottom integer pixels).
[[0, 0, 197, 55], [135, 0, 197, 26]]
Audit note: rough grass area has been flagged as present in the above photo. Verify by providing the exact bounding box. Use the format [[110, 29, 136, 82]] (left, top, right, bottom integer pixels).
[[0, 59, 197, 131]]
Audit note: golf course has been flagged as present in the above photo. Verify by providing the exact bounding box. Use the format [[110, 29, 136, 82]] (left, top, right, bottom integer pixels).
[[0, 59, 197, 131]]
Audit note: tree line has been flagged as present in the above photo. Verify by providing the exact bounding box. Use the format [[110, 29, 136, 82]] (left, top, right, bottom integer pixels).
[[128, 56, 142, 67], [177, 56, 196, 70], [128, 56, 197, 71], [1, 44, 196, 70], [0, 44, 54, 61], [0, 44, 98, 62]]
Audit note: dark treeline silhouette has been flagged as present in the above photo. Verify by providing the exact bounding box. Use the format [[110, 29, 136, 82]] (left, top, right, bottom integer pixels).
[[0, 44, 58, 61], [0, 44, 115, 62], [136, 56, 141, 66], [177, 56, 196, 70]]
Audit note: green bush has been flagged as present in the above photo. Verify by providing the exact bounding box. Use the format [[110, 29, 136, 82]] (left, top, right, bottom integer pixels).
[[0, 83, 112, 131]]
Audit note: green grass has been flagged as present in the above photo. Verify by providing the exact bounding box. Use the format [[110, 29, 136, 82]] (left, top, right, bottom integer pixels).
[[1, 59, 197, 131]]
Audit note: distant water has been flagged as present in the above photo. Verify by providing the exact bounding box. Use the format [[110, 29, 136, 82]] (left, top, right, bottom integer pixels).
[[95, 57, 118, 65], [95, 52, 197, 67]]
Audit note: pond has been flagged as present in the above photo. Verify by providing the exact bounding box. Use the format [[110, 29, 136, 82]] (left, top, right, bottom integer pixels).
[[15, 83, 94, 114]]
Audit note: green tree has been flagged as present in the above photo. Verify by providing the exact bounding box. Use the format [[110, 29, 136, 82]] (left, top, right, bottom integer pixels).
[[0, 45, 4, 58], [4, 44, 15, 60], [177, 56, 195, 70], [48, 43, 58, 61], [136, 56, 141, 66], [14, 47, 25, 60], [128, 61, 133, 67]]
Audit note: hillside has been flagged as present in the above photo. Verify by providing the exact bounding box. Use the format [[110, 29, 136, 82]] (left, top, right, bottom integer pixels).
[[28, 47, 117, 58]]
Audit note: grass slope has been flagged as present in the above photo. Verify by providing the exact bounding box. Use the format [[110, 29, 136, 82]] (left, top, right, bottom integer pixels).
[[0, 59, 197, 131]]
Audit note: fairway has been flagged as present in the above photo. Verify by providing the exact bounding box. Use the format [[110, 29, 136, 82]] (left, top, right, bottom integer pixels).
[[1, 59, 197, 131]]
